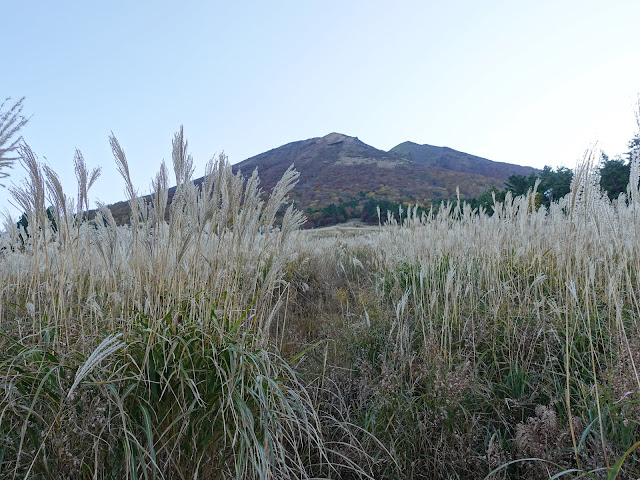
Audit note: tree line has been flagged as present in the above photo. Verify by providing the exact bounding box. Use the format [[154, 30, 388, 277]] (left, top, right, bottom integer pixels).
[[466, 134, 640, 214]]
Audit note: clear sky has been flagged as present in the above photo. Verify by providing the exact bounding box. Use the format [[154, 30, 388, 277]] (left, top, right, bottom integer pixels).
[[3, 0, 640, 214]]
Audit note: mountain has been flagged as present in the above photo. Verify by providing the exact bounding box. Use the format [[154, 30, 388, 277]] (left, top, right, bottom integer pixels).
[[389, 142, 536, 182], [104, 133, 537, 227], [232, 133, 518, 212]]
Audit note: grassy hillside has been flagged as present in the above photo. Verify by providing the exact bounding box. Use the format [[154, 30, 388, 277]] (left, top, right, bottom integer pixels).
[[390, 141, 537, 181]]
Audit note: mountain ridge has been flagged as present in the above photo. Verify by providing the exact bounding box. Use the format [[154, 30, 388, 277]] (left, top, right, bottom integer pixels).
[[389, 141, 535, 182]]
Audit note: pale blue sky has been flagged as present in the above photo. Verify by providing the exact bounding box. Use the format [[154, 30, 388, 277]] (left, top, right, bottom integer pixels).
[[3, 1, 640, 213]]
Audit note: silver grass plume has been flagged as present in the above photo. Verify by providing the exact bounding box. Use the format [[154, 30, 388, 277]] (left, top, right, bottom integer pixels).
[[629, 146, 640, 206], [109, 133, 140, 226], [261, 164, 299, 228], [43, 164, 74, 245], [629, 98, 640, 205], [74, 148, 101, 217], [172, 125, 194, 187], [169, 126, 197, 226], [94, 201, 119, 266], [1, 209, 19, 245], [569, 147, 600, 216], [234, 168, 262, 240], [67, 333, 125, 399], [197, 154, 219, 224], [151, 160, 169, 225], [0, 97, 30, 185], [208, 158, 244, 234], [212, 153, 228, 211], [279, 203, 305, 243], [8, 143, 46, 230], [43, 164, 69, 219]]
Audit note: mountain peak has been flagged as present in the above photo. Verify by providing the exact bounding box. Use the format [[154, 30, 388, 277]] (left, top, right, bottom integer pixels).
[[395, 140, 419, 147], [320, 132, 355, 143]]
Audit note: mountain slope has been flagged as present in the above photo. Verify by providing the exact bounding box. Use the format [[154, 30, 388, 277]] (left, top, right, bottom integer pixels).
[[389, 141, 536, 182]]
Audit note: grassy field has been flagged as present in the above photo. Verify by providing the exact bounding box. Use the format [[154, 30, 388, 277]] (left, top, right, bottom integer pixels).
[[1, 130, 639, 479], [303, 219, 380, 239]]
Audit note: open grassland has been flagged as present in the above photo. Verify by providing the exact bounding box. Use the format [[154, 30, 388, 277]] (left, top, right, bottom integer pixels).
[[1, 131, 640, 479], [303, 219, 380, 239]]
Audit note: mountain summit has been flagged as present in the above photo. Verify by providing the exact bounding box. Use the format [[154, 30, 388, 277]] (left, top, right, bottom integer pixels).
[[236, 133, 409, 175]]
